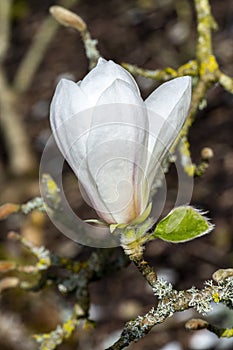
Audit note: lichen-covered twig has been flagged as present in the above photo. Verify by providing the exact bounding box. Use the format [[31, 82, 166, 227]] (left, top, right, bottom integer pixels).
[[106, 276, 233, 350], [0, 229, 129, 349], [50, 5, 100, 69], [0, 197, 45, 221], [122, 60, 199, 81], [186, 318, 233, 338], [5, 230, 233, 350], [33, 303, 85, 350], [123, 0, 232, 180], [110, 229, 233, 350]]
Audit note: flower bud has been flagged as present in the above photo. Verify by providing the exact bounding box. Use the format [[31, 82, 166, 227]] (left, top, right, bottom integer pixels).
[[50, 6, 87, 32], [50, 58, 192, 225]]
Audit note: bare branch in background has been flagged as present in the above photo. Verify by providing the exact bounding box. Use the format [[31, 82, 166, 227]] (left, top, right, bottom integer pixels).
[[50, 5, 100, 69], [0, 0, 12, 63], [0, 68, 36, 175], [0, 0, 79, 176], [123, 0, 233, 182], [13, 0, 79, 93]]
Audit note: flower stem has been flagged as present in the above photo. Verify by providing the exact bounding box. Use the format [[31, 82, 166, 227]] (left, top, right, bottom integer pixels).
[[120, 223, 157, 287]]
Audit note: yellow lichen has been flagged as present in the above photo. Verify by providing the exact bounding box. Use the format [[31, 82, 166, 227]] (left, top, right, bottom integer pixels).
[[178, 60, 198, 76], [179, 138, 195, 176], [63, 319, 76, 338], [199, 55, 218, 76], [164, 67, 177, 77], [36, 257, 51, 269], [221, 328, 233, 338], [212, 292, 220, 303]]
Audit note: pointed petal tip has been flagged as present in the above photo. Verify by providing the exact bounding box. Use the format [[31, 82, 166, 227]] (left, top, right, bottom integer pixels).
[[51, 78, 80, 107], [96, 78, 142, 105], [180, 75, 192, 85], [171, 75, 192, 88], [97, 57, 107, 65], [55, 77, 77, 91], [179, 76, 192, 93]]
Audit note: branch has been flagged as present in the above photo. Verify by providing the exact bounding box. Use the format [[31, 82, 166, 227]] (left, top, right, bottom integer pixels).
[[0, 228, 129, 348], [107, 275, 233, 350], [33, 303, 85, 350], [50, 6, 100, 69], [122, 1, 232, 181], [122, 60, 199, 81], [0, 68, 36, 175], [0, 1, 81, 175], [13, 0, 79, 93], [0, 197, 45, 221], [194, 0, 217, 61], [218, 71, 233, 94], [186, 318, 233, 339], [0, 0, 12, 63]]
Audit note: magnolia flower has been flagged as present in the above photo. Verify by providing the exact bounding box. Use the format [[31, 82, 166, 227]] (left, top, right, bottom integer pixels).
[[50, 58, 191, 225]]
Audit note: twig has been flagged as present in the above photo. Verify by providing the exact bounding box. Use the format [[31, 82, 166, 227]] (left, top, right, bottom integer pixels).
[[1, 230, 129, 348], [0, 68, 36, 175], [50, 6, 100, 69], [13, 0, 79, 93], [218, 71, 233, 94], [0, 1, 80, 175], [0, 0, 12, 63], [123, 0, 232, 180], [195, 0, 217, 60], [122, 60, 199, 81], [0, 197, 45, 221], [33, 303, 85, 350], [186, 318, 233, 338], [106, 276, 233, 349]]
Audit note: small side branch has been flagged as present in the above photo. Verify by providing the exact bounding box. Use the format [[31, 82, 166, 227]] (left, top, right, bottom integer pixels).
[[50, 5, 100, 69], [107, 277, 233, 350], [0, 68, 36, 175], [33, 303, 85, 350], [13, 0, 79, 93], [0, 0, 12, 62], [186, 318, 233, 338], [122, 0, 232, 182], [194, 0, 217, 61]]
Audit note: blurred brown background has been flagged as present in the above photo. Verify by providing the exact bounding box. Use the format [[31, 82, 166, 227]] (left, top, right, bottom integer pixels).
[[0, 0, 233, 349]]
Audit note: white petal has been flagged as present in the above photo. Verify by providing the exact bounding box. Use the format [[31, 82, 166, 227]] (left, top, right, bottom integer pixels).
[[97, 78, 143, 105], [51, 93, 116, 223], [50, 80, 93, 168], [145, 76, 191, 186], [78, 165, 116, 224], [85, 136, 147, 224], [146, 76, 191, 117], [80, 58, 140, 105], [50, 79, 89, 129], [146, 76, 191, 155]]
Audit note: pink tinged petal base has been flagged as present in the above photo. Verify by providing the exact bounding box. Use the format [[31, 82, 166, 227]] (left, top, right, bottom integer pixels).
[[85, 92, 149, 222]]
